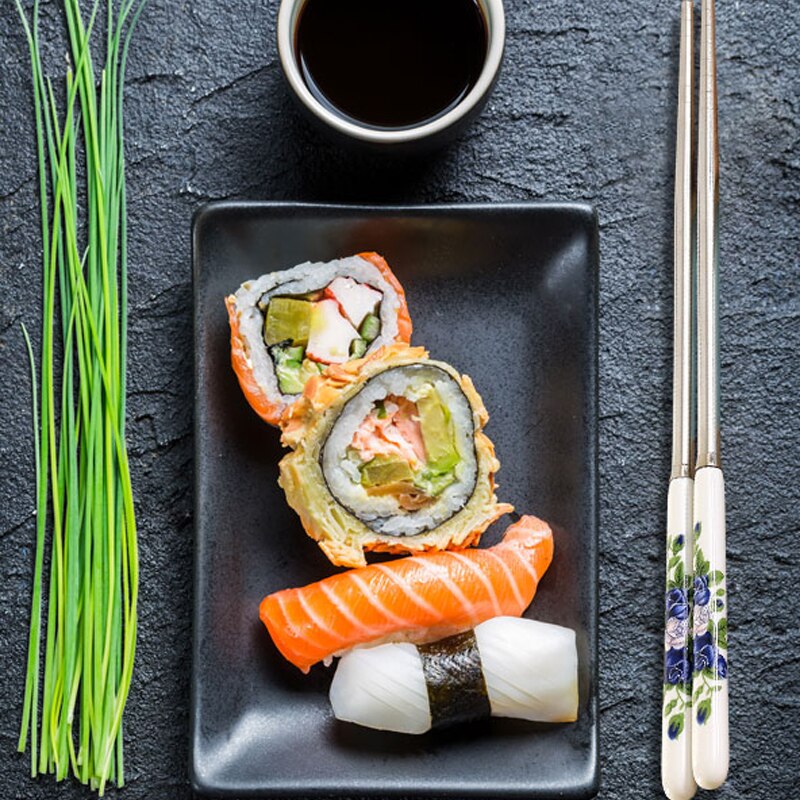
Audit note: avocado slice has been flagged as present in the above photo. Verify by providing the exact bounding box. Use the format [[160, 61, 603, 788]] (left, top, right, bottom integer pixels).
[[264, 297, 312, 346], [360, 455, 415, 488], [417, 387, 460, 473]]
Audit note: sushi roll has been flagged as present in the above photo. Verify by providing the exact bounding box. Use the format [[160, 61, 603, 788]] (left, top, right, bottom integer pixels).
[[329, 617, 579, 734], [278, 344, 513, 567], [225, 252, 412, 426], [259, 515, 554, 673]]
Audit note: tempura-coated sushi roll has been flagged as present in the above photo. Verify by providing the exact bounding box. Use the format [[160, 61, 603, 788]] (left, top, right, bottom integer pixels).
[[330, 617, 579, 734], [225, 252, 412, 426], [279, 344, 513, 567]]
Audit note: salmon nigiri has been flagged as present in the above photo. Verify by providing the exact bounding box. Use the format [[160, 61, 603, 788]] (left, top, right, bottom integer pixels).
[[259, 515, 554, 673]]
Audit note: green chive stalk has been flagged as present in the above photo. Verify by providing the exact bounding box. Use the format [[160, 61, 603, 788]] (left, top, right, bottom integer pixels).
[[15, 0, 145, 793]]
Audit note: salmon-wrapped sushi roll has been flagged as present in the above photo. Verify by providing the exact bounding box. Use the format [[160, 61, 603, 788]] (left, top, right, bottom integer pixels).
[[225, 252, 412, 427], [279, 344, 513, 568]]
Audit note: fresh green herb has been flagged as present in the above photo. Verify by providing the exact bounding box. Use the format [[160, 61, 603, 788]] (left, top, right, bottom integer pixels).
[[15, 0, 145, 793]]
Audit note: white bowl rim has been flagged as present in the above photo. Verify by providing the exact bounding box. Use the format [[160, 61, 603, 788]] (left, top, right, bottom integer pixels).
[[277, 0, 505, 144]]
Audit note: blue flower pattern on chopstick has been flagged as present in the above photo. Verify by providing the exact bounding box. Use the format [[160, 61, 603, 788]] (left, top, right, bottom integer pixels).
[[692, 522, 727, 727], [662, 533, 692, 741]]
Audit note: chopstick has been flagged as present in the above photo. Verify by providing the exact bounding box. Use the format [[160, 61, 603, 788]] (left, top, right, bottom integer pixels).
[[692, 0, 729, 789], [661, 2, 696, 799]]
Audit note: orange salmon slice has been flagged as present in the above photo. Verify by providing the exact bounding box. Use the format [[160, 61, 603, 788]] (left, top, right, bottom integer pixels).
[[259, 515, 554, 672]]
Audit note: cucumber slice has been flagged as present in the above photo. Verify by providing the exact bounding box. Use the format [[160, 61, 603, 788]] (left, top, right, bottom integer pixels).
[[269, 342, 304, 363], [269, 343, 307, 394], [358, 313, 381, 343], [350, 338, 368, 358]]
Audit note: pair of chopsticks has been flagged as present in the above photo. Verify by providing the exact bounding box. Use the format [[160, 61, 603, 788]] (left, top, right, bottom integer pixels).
[[661, 1, 729, 798]]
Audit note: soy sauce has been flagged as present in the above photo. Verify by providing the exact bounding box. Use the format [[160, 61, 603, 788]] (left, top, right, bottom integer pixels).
[[295, 0, 488, 130]]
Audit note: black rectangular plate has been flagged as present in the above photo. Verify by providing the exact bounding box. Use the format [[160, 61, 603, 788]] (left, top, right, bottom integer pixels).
[[192, 202, 599, 798]]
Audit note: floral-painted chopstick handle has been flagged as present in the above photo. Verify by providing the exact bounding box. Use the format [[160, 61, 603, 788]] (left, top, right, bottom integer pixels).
[[662, 476, 696, 800], [691, 466, 729, 789]]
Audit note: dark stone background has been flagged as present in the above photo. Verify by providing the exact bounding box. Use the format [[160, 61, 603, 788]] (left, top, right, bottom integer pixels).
[[0, 0, 797, 798]]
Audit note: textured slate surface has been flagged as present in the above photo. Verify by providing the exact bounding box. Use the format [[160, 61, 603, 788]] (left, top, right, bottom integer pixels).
[[0, 0, 798, 798]]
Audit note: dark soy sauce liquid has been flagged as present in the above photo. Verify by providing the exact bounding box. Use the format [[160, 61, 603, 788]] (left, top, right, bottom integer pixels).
[[295, 0, 488, 130]]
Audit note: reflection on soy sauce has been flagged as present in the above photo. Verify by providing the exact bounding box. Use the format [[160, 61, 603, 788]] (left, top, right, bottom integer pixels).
[[295, 0, 488, 130]]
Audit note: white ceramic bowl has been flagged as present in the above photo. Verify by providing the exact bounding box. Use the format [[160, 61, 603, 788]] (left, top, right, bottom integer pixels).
[[277, 0, 505, 149]]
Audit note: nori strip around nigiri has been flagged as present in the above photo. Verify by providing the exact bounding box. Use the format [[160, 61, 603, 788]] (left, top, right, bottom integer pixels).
[[419, 630, 491, 728]]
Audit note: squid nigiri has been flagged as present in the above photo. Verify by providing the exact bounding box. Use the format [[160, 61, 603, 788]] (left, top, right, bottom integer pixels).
[[330, 616, 579, 734], [259, 515, 554, 673]]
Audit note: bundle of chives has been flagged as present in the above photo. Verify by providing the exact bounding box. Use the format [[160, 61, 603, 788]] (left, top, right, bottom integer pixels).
[[15, 0, 145, 793]]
